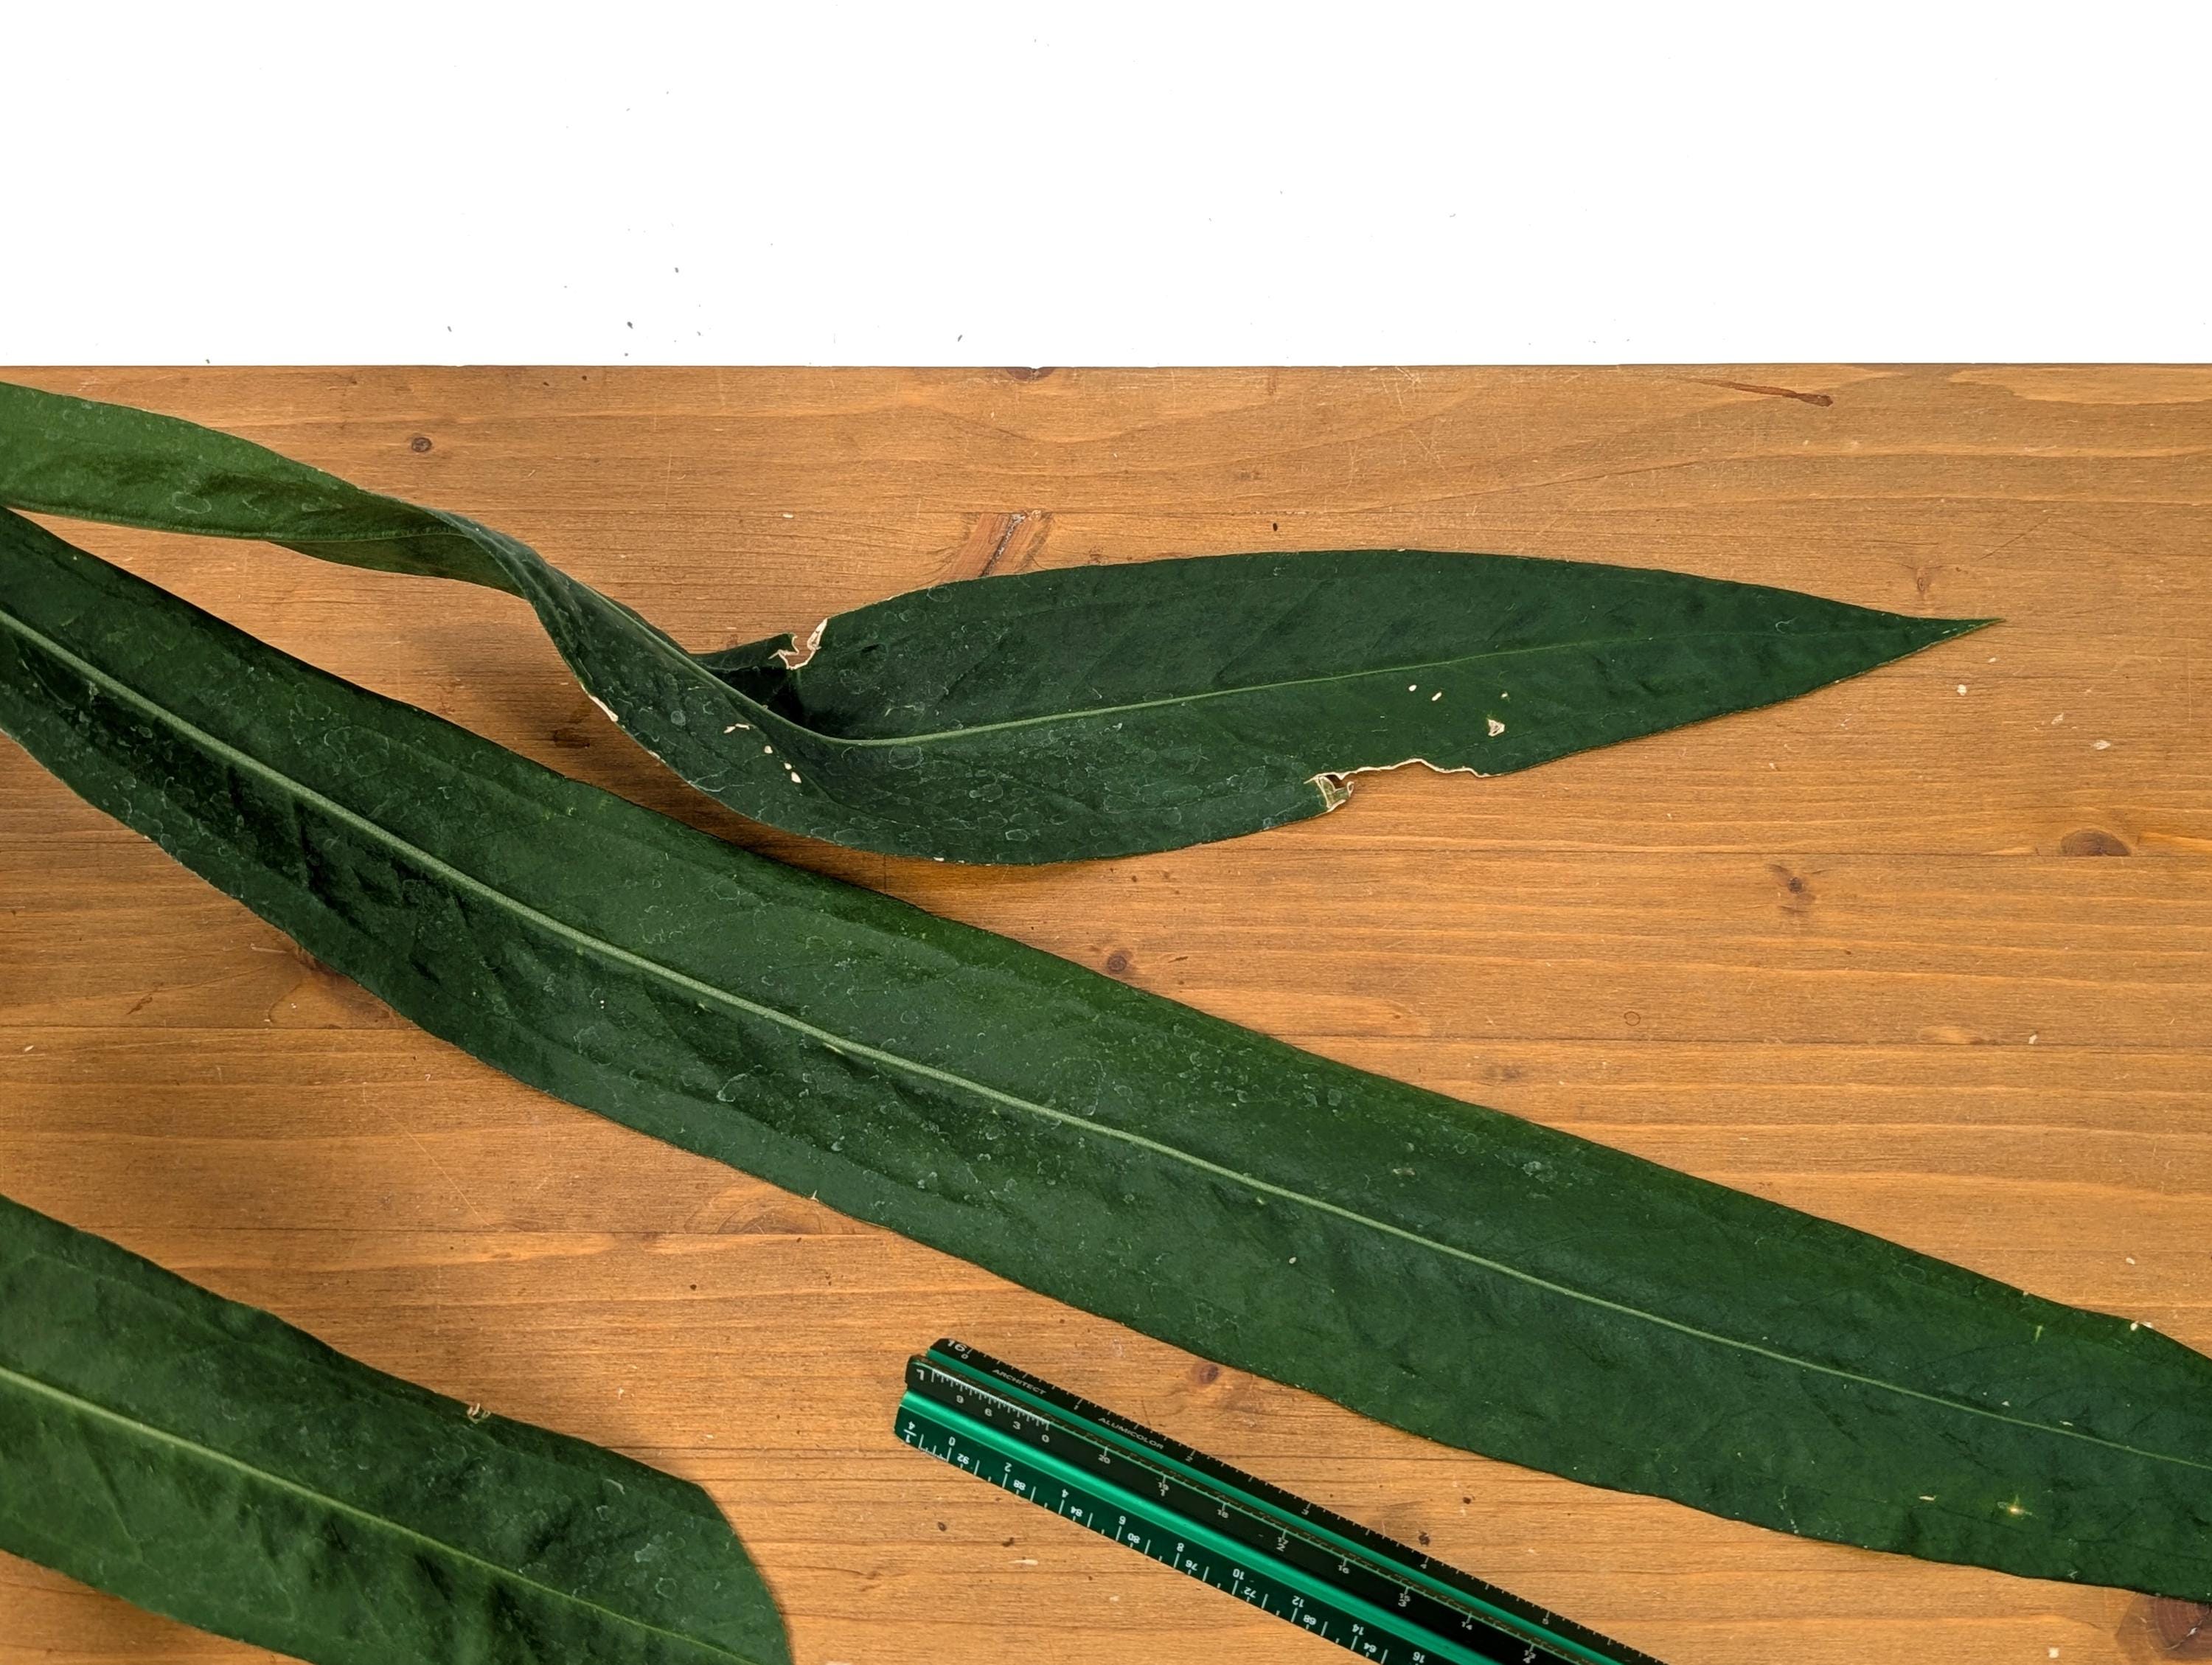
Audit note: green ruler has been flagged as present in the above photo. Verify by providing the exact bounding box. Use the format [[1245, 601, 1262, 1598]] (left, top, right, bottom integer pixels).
[[895, 1339, 1666, 1665]]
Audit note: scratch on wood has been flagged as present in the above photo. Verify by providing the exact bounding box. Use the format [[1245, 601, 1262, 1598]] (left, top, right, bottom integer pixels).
[[981, 512, 1028, 575], [943, 510, 1051, 581], [403, 1127, 489, 1226], [1690, 378, 1835, 408], [2146, 1595, 2212, 1656]]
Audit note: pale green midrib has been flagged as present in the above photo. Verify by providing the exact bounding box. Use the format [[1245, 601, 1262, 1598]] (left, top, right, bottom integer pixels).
[[658, 619, 1956, 751], [0, 491, 457, 548], [0, 1360, 771, 1664], [3, 602, 2194, 1483]]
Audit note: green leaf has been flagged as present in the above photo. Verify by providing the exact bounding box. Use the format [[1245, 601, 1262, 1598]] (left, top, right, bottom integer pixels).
[[0, 1191, 790, 1665], [4, 507, 2202, 1605], [0, 379, 1990, 864]]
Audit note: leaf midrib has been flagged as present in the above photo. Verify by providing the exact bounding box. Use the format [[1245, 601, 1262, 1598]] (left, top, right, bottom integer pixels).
[[0, 1356, 769, 1664], [1, 599, 2184, 1482], [661, 617, 1944, 750], [0, 490, 456, 549]]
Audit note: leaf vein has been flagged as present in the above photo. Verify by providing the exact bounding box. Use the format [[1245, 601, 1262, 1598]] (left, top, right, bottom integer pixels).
[[3, 599, 2194, 1483], [0, 1362, 767, 1664]]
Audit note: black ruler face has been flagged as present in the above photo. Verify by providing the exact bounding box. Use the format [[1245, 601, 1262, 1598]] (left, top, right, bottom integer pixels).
[[895, 1339, 1667, 1665]]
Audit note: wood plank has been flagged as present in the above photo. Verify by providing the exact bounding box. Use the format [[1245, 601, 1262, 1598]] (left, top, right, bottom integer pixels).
[[1, 366, 2207, 1665]]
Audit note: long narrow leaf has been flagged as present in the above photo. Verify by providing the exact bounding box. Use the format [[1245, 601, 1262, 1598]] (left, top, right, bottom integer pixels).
[[0, 380, 1989, 863], [0, 1191, 790, 1665], [1, 507, 2199, 1600]]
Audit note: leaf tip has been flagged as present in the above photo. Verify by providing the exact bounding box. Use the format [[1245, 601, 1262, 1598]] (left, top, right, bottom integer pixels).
[[1901, 613, 2003, 653]]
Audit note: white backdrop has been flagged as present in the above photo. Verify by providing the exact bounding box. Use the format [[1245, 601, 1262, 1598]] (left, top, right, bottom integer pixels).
[[7, 4, 2207, 363]]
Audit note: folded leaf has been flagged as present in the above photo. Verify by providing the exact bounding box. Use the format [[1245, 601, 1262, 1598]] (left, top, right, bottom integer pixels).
[[3, 507, 2200, 1602], [0, 1191, 790, 1665], [0, 379, 1989, 863]]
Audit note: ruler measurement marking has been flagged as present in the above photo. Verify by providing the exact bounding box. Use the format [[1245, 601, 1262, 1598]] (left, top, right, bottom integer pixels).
[[897, 1343, 1663, 1665], [936, 1369, 1551, 1656], [902, 1395, 1467, 1660], [914, 1345, 1604, 1652]]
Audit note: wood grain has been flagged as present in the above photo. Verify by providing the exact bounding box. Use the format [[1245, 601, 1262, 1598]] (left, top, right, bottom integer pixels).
[[1, 365, 2206, 1665]]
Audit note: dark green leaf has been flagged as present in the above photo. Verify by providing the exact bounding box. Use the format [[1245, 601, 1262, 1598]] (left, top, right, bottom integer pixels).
[[0, 379, 1990, 863], [0, 1191, 790, 1665], [0, 507, 2202, 1601]]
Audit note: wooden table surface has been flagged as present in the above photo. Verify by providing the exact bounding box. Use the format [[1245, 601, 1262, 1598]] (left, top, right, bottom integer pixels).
[[2, 366, 2208, 1665]]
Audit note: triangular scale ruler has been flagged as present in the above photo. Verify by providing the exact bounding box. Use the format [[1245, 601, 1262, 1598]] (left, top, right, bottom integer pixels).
[[896, 1339, 1669, 1665]]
